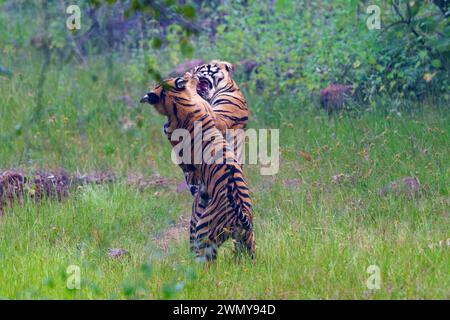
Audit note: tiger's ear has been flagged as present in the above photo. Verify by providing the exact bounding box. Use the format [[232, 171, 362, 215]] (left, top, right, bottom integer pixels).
[[175, 77, 188, 89], [223, 61, 234, 73], [211, 60, 234, 74]]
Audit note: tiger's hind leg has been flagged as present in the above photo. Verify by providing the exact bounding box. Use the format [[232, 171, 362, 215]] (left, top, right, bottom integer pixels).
[[194, 221, 229, 263], [190, 192, 207, 255], [195, 240, 218, 262], [232, 228, 256, 261]]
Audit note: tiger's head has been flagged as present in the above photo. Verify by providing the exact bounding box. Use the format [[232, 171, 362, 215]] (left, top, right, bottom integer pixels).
[[140, 76, 200, 131], [140, 77, 193, 114], [193, 60, 234, 101]]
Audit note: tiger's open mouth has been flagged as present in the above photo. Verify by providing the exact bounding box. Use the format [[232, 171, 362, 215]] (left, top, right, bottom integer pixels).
[[197, 78, 211, 97]]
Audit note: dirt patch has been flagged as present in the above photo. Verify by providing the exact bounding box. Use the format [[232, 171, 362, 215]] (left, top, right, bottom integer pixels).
[[74, 170, 116, 186], [378, 177, 421, 198], [154, 215, 189, 251], [127, 173, 172, 192], [256, 175, 276, 193], [0, 168, 172, 213]]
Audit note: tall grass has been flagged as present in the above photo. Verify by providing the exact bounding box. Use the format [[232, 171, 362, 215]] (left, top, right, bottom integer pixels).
[[0, 56, 448, 299]]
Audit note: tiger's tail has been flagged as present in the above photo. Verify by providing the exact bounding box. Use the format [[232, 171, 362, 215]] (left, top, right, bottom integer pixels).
[[226, 164, 252, 230]]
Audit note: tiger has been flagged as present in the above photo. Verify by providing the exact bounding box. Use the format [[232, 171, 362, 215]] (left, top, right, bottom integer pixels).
[[186, 60, 249, 204], [187, 60, 251, 250], [193, 60, 249, 133], [140, 75, 255, 261]]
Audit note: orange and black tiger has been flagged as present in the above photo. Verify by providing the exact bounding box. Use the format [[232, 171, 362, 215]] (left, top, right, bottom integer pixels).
[[193, 60, 249, 133], [187, 60, 249, 204], [140, 76, 255, 261], [189, 60, 251, 252]]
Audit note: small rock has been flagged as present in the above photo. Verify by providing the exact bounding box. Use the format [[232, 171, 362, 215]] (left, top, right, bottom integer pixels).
[[284, 179, 301, 188], [33, 169, 71, 201], [108, 248, 130, 259], [286, 68, 295, 78], [320, 84, 353, 114], [332, 173, 346, 184], [378, 176, 421, 197], [0, 170, 27, 203]]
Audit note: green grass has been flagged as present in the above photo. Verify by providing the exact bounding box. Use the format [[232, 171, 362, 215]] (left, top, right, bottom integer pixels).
[[0, 60, 449, 299]]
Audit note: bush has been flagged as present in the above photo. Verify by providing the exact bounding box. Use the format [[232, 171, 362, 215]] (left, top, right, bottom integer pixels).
[[193, 0, 449, 108]]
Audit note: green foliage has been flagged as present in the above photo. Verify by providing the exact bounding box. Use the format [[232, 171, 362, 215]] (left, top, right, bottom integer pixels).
[[0, 65, 12, 77], [194, 0, 449, 107], [1, 0, 447, 108], [357, 1, 450, 101], [0, 93, 448, 298], [0, 0, 448, 300]]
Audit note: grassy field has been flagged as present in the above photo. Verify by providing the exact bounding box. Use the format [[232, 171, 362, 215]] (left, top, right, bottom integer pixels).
[[0, 59, 449, 299]]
